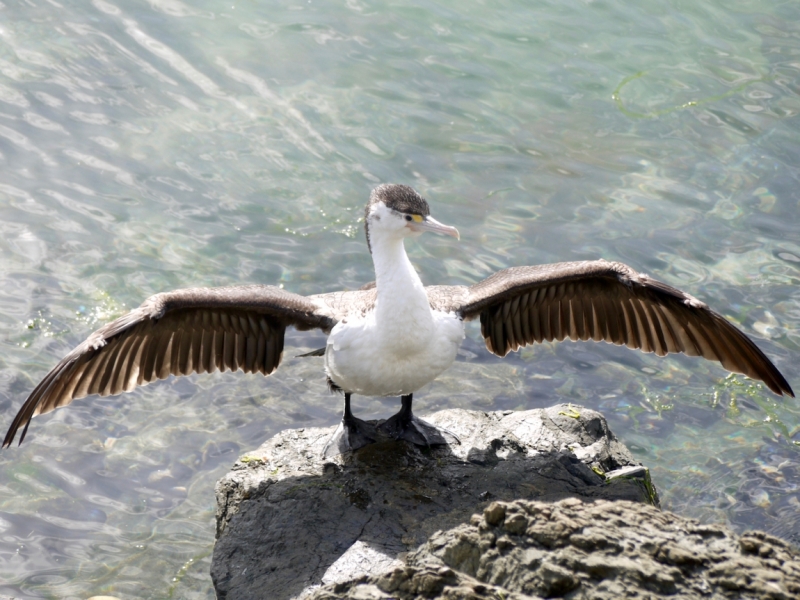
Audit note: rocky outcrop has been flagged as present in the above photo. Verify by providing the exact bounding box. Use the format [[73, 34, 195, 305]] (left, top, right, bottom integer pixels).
[[211, 405, 655, 599], [309, 498, 800, 600]]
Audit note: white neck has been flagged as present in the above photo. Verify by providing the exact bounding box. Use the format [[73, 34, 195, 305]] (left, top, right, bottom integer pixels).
[[370, 234, 432, 335]]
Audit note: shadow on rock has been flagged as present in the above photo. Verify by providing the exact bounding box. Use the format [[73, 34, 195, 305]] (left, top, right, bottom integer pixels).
[[211, 405, 656, 600]]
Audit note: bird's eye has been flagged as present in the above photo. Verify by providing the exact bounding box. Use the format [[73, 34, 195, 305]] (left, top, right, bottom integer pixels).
[[405, 215, 413, 222]]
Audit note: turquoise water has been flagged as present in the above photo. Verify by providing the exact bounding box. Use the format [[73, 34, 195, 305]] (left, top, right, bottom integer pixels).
[[0, 0, 798, 597]]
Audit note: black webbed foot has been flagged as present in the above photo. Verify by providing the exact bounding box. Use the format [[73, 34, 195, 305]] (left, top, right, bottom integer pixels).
[[322, 393, 378, 458], [377, 394, 460, 447], [322, 418, 378, 457]]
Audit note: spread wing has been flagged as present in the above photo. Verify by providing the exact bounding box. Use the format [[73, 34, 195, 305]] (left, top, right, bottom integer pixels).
[[4, 285, 336, 447], [435, 260, 793, 397]]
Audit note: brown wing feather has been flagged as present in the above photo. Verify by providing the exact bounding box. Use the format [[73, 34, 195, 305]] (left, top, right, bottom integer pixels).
[[449, 260, 793, 398], [3, 285, 335, 447]]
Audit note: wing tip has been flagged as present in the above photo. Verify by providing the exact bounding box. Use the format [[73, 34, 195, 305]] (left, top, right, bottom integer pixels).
[[773, 375, 794, 398], [2, 415, 29, 449]]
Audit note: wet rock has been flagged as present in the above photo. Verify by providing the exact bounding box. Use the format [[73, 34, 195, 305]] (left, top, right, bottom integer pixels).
[[310, 498, 800, 600], [211, 405, 653, 599]]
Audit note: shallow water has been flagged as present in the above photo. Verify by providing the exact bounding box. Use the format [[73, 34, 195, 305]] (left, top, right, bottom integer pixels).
[[0, 0, 798, 597]]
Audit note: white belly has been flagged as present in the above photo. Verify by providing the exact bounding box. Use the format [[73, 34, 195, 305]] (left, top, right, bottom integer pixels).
[[324, 310, 465, 397]]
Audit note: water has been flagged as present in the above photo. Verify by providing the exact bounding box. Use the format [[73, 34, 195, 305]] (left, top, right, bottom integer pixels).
[[0, 0, 798, 597]]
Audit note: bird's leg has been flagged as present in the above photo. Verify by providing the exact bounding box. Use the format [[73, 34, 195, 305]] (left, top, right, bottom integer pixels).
[[322, 393, 378, 458], [377, 394, 460, 447]]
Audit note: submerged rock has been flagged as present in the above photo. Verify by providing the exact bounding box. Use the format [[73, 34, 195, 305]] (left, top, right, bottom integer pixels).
[[211, 405, 654, 599], [310, 498, 800, 600]]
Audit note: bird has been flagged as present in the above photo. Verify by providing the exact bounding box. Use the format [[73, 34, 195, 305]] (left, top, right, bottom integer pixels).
[[2, 184, 794, 456]]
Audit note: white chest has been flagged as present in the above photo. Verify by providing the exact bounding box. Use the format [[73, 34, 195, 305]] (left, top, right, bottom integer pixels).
[[324, 308, 464, 397]]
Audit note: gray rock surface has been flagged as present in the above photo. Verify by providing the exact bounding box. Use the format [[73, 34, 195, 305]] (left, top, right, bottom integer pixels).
[[211, 405, 655, 599], [309, 498, 800, 600]]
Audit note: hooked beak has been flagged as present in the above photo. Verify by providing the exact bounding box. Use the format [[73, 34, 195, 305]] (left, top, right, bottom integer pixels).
[[407, 215, 460, 240]]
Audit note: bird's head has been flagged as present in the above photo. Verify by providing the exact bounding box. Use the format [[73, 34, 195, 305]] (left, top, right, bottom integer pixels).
[[364, 184, 459, 253]]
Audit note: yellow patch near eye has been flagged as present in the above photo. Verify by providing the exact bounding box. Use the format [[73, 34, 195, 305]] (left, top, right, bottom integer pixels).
[[412, 214, 424, 223]]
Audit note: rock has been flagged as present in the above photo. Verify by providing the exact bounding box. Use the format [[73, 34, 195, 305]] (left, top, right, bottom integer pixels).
[[211, 405, 654, 599], [308, 498, 800, 600], [309, 564, 535, 600]]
